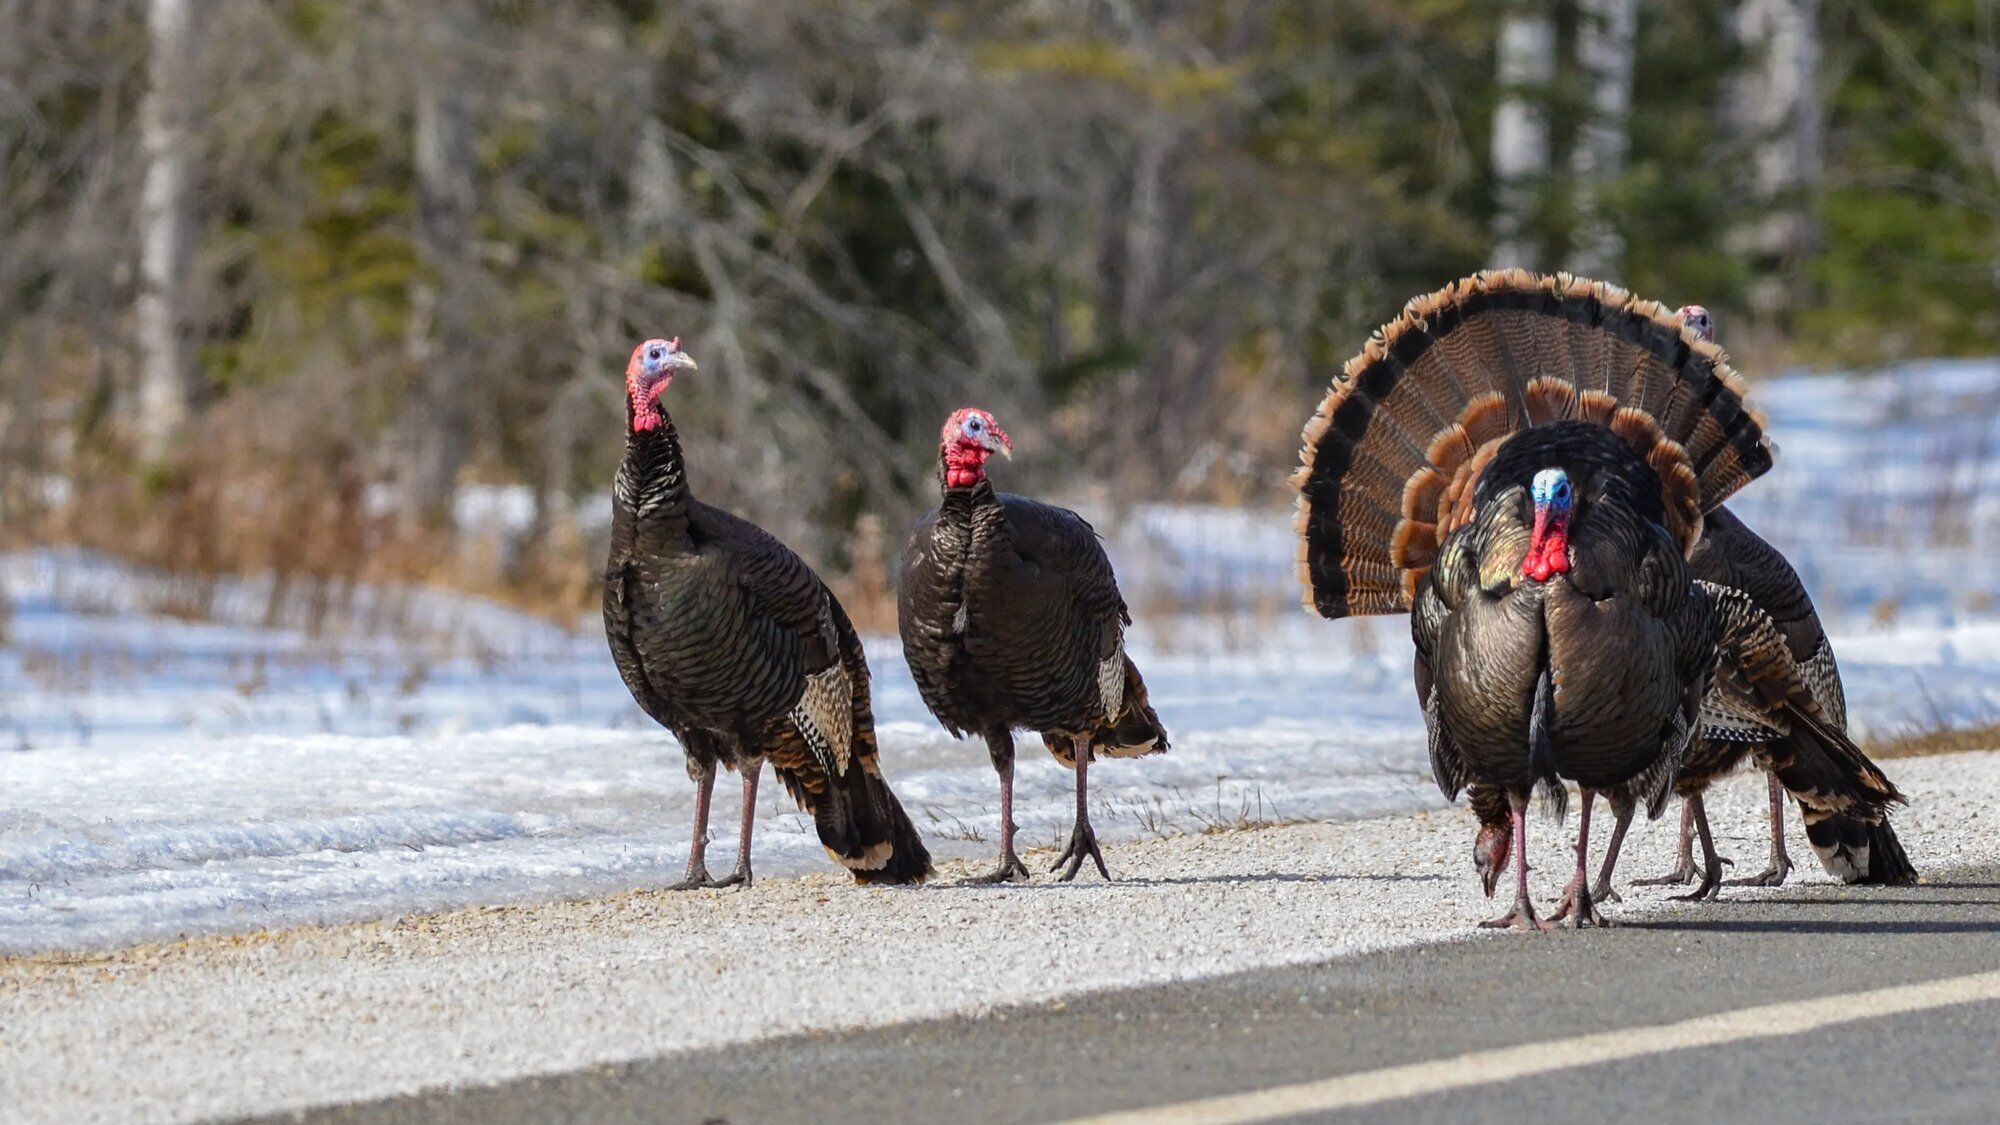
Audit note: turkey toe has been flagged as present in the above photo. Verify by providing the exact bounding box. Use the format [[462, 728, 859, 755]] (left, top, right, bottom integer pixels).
[[1725, 861, 1792, 888], [1052, 822, 1109, 882], [960, 853, 1031, 886]]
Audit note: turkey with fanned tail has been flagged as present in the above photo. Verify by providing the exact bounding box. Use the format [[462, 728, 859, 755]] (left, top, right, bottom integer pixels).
[[1293, 270, 1774, 929], [899, 408, 1168, 883], [1465, 307, 1914, 907], [603, 337, 931, 889]]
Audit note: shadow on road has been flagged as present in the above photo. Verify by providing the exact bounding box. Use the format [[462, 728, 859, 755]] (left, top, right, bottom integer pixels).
[[1629, 918, 1999, 935]]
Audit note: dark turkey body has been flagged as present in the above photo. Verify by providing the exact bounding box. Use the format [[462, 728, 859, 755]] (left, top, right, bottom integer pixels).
[[606, 499, 843, 771], [1416, 423, 1715, 803], [899, 482, 1125, 740], [1667, 506, 1841, 787]]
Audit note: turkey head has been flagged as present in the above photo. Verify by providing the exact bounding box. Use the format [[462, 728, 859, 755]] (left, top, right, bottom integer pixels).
[[625, 337, 698, 432], [939, 407, 1013, 488]]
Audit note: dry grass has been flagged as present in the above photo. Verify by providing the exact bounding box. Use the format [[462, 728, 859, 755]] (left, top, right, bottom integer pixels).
[[9, 397, 607, 642], [1865, 721, 2000, 761]]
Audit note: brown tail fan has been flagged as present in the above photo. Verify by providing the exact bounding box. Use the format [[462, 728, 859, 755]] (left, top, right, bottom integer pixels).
[[1292, 270, 1774, 620]]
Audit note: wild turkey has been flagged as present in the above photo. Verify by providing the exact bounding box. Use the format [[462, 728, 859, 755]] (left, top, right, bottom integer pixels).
[[1624, 306, 1915, 897], [1468, 310, 1914, 904], [1468, 497, 1914, 904], [899, 408, 1168, 882], [603, 337, 931, 888], [1295, 271, 1769, 929]]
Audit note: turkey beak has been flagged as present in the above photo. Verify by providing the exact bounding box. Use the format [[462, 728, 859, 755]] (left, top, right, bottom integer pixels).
[[667, 352, 699, 372], [987, 431, 1013, 460]]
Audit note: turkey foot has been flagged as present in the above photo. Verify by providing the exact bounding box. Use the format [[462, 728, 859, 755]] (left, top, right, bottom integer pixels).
[[1634, 799, 1732, 886], [667, 765, 717, 890], [665, 865, 713, 892], [1725, 775, 1792, 887], [707, 761, 760, 890], [1639, 853, 1732, 887], [1481, 890, 1554, 932], [963, 851, 1032, 885], [1052, 736, 1110, 881], [1547, 877, 1612, 927], [1671, 794, 1727, 902], [1673, 867, 1724, 902], [1548, 875, 1614, 925], [1725, 858, 1792, 887], [1051, 820, 1108, 882], [1545, 790, 1612, 927], [961, 758, 1031, 884], [1633, 860, 1700, 887], [1481, 796, 1552, 931], [1587, 797, 1633, 905]]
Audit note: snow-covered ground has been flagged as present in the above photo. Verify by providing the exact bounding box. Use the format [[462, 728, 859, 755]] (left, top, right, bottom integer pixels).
[[4, 360, 2000, 954]]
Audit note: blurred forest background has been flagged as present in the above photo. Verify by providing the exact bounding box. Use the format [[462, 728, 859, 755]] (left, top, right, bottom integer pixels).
[[2, 0, 1994, 626]]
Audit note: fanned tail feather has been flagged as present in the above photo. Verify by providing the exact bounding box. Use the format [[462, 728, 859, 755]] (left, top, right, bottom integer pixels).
[[1293, 271, 1774, 619]]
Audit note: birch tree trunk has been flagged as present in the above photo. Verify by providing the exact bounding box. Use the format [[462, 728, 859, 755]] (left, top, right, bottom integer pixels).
[[136, 0, 198, 460], [1490, 0, 1557, 269], [1730, 0, 1823, 314], [1119, 126, 1172, 342], [1567, 0, 1639, 280], [403, 2, 479, 523]]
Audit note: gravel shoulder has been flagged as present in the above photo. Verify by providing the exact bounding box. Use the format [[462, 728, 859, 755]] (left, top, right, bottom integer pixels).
[[5, 750, 1997, 1125]]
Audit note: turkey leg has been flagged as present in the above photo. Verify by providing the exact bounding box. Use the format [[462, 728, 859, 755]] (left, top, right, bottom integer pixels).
[[1590, 796, 1632, 904], [1555, 793, 1632, 916], [1481, 794, 1552, 931], [1674, 792, 1727, 902], [667, 762, 717, 890], [963, 730, 1031, 884], [1052, 735, 1110, 881], [710, 759, 761, 889], [1635, 798, 1700, 886], [1547, 789, 1612, 927], [1725, 773, 1794, 887]]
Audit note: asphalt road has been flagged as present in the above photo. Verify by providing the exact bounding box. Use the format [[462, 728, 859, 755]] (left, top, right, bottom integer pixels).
[[280, 867, 2000, 1125]]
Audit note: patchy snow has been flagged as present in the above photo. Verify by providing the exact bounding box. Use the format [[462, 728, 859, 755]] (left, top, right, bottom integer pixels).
[[4, 360, 2000, 954]]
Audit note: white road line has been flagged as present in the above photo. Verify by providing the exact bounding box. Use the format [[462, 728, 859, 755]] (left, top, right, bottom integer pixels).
[[1064, 969, 2000, 1124]]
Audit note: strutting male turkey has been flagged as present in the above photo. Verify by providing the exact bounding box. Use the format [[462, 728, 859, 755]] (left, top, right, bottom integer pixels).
[[898, 408, 1168, 882], [603, 337, 931, 888], [1467, 306, 1913, 906], [1297, 270, 1833, 930]]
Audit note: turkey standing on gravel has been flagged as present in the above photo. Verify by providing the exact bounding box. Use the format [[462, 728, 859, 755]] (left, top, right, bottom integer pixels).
[[898, 408, 1168, 883], [1627, 306, 1912, 896], [1469, 306, 1914, 906], [1296, 271, 1817, 930], [603, 337, 931, 888]]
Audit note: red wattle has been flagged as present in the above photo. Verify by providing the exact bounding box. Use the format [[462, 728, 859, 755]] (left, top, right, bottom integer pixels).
[[1524, 507, 1570, 582], [942, 440, 991, 488], [1522, 535, 1569, 582], [628, 375, 670, 433]]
